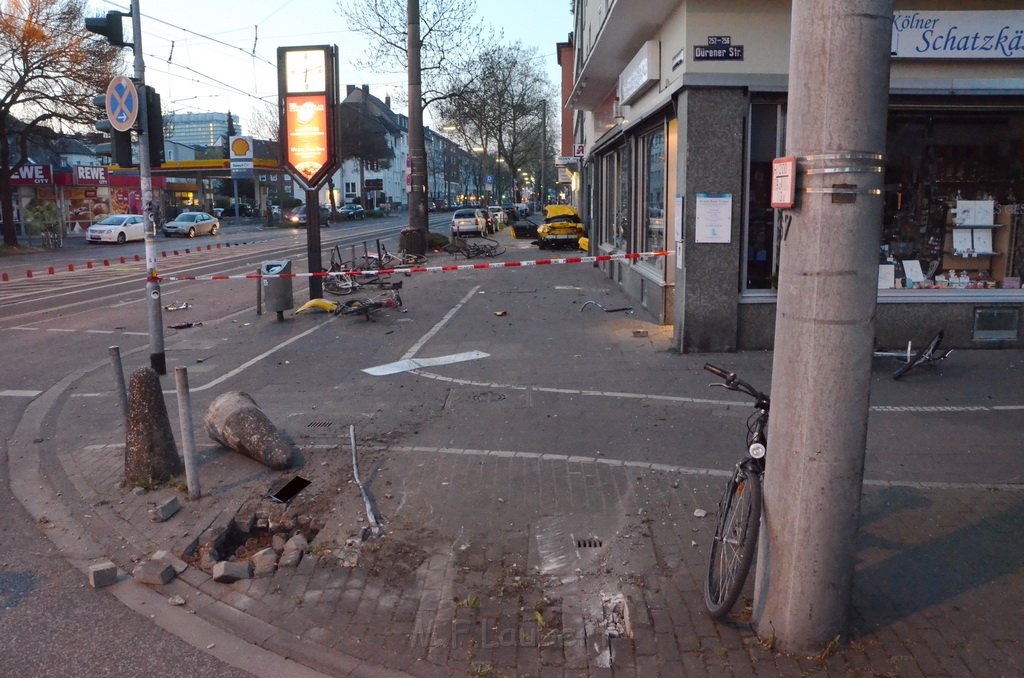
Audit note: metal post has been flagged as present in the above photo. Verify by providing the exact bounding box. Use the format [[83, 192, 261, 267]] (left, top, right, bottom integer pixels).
[[255, 266, 263, 315], [174, 367, 201, 500], [132, 0, 165, 374], [108, 346, 128, 422], [306, 188, 323, 299], [754, 0, 893, 653]]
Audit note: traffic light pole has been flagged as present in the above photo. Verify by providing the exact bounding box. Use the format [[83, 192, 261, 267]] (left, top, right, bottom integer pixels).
[[131, 0, 166, 375]]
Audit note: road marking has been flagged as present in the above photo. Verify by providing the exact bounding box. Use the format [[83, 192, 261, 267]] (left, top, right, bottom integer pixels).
[[0, 389, 42, 397], [401, 285, 480, 360]]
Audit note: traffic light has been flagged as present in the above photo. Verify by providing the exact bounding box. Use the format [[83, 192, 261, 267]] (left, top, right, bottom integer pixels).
[[93, 94, 133, 167], [145, 86, 165, 168], [84, 11, 130, 47]]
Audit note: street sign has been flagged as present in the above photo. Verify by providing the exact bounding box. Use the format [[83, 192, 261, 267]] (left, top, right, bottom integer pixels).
[[364, 178, 383, 190], [105, 76, 138, 132]]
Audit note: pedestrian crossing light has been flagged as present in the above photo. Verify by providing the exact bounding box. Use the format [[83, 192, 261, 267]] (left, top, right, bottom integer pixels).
[[84, 11, 130, 48]]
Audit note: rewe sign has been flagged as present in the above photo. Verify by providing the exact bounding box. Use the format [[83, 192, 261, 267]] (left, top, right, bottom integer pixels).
[[10, 164, 52, 185], [75, 165, 108, 185]]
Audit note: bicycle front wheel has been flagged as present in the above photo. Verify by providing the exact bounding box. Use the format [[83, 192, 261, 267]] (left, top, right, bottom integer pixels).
[[705, 464, 762, 619]]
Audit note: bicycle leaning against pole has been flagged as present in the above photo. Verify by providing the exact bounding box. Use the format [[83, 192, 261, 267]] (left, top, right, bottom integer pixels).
[[702, 363, 769, 619]]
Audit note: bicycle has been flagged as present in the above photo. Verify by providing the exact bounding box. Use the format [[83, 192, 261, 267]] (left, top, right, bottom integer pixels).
[[702, 363, 769, 619], [41, 226, 63, 249], [335, 288, 403, 321], [323, 244, 388, 295], [874, 329, 953, 380], [445, 236, 505, 259], [371, 239, 426, 268]]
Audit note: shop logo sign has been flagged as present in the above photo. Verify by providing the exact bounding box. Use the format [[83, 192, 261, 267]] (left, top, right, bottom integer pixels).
[[10, 164, 52, 185], [892, 10, 1024, 59]]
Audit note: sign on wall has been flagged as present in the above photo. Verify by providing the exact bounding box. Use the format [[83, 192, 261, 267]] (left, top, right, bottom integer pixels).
[[10, 164, 52, 185], [891, 10, 1024, 59], [693, 36, 744, 61], [695, 193, 732, 244]]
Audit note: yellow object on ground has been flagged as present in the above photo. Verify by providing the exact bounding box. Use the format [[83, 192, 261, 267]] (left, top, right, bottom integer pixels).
[[295, 298, 339, 314], [579, 236, 589, 251]]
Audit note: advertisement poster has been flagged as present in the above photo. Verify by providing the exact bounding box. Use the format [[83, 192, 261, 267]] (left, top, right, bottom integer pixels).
[[695, 193, 732, 243], [285, 94, 329, 185]]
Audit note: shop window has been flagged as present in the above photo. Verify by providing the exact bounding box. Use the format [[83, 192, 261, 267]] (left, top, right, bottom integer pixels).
[[744, 103, 786, 290], [882, 111, 1024, 291], [642, 128, 666, 253]]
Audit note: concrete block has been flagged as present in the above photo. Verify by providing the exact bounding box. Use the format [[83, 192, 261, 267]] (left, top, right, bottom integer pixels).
[[279, 550, 302, 568], [213, 560, 252, 583], [252, 547, 278, 577], [149, 496, 182, 522], [89, 560, 118, 589], [204, 391, 294, 469], [125, 367, 182, 485], [151, 549, 189, 575], [132, 560, 176, 586], [283, 533, 307, 554]]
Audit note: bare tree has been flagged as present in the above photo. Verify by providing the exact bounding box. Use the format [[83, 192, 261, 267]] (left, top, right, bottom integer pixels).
[[436, 42, 555, 201], [0, 0, 121, 246], [337, 0, 491, 110], [247, 101, 279, 142]]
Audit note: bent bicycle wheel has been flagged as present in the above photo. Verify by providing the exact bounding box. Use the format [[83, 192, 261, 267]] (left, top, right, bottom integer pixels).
[[892, 330, 942, 380], [705, 464, 762, 618], [323, 276, 355, 296]]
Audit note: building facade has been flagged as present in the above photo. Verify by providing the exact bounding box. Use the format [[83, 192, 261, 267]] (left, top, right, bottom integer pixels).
[[165, 112, 241, 148], [567, 0, 1024, 350]]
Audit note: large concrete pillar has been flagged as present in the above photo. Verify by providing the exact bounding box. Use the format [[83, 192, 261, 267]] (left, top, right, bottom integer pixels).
[[753, 0, 893, 652]]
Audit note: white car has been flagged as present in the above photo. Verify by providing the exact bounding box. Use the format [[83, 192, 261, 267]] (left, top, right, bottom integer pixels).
[[87, 214, 145, 244], [451, 208, 487, 238], [487, 206, 507, 226]]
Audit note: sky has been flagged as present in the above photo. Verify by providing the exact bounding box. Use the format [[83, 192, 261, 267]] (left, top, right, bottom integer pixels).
[[91, 0, 574, 134]]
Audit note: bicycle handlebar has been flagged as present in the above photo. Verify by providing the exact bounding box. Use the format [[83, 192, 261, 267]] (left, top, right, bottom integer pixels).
[[704, 363, 769, 404], [703, 363, 734, 381]]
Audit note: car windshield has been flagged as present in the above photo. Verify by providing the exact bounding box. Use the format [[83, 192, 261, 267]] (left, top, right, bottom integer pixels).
[[177, 213, 200, 222], [453, 210, 476, 218], [95, 216, 126, 225]]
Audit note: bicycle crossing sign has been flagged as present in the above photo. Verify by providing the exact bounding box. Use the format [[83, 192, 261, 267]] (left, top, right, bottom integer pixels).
[[105, 76, 139, 132]]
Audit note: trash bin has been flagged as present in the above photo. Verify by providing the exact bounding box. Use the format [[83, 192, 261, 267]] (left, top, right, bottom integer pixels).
[[261, 259, 293, 321]]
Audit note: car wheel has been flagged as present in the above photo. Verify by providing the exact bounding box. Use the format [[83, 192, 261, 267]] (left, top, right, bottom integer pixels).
[[210, 224, 219, 236], [117, 232, 126, 244], [188, 227, 196, 238]]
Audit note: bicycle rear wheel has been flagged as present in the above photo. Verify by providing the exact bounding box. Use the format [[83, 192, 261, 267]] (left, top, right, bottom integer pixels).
[[324, 275, 355, 296], [705, 464, 762, 618]]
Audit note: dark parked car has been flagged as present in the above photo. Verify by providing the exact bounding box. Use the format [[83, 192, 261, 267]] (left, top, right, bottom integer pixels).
[[222, 204, 253, 217], [284, 204, 330, 226], [339, 204, 366, 220]]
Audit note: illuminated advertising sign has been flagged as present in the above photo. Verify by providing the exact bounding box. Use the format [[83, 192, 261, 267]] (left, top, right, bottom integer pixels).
[[277, 45, 338, 190], [285, 96, 329, 183]]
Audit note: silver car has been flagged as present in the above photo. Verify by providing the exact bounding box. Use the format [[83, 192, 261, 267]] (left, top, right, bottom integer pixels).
[[451, 208, 487, 238], [163, 211, 220, 238]]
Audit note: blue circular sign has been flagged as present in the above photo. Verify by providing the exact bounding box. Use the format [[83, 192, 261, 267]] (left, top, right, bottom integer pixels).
[[105, 76, 139, 132]]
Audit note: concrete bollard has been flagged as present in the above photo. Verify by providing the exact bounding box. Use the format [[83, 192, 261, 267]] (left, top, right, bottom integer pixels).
[[125, 367, 183, 487], [203, 391, 294, 469]]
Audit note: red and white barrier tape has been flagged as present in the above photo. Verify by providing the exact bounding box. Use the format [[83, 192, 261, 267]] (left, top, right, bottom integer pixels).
[[162, 250, 673, 281]]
